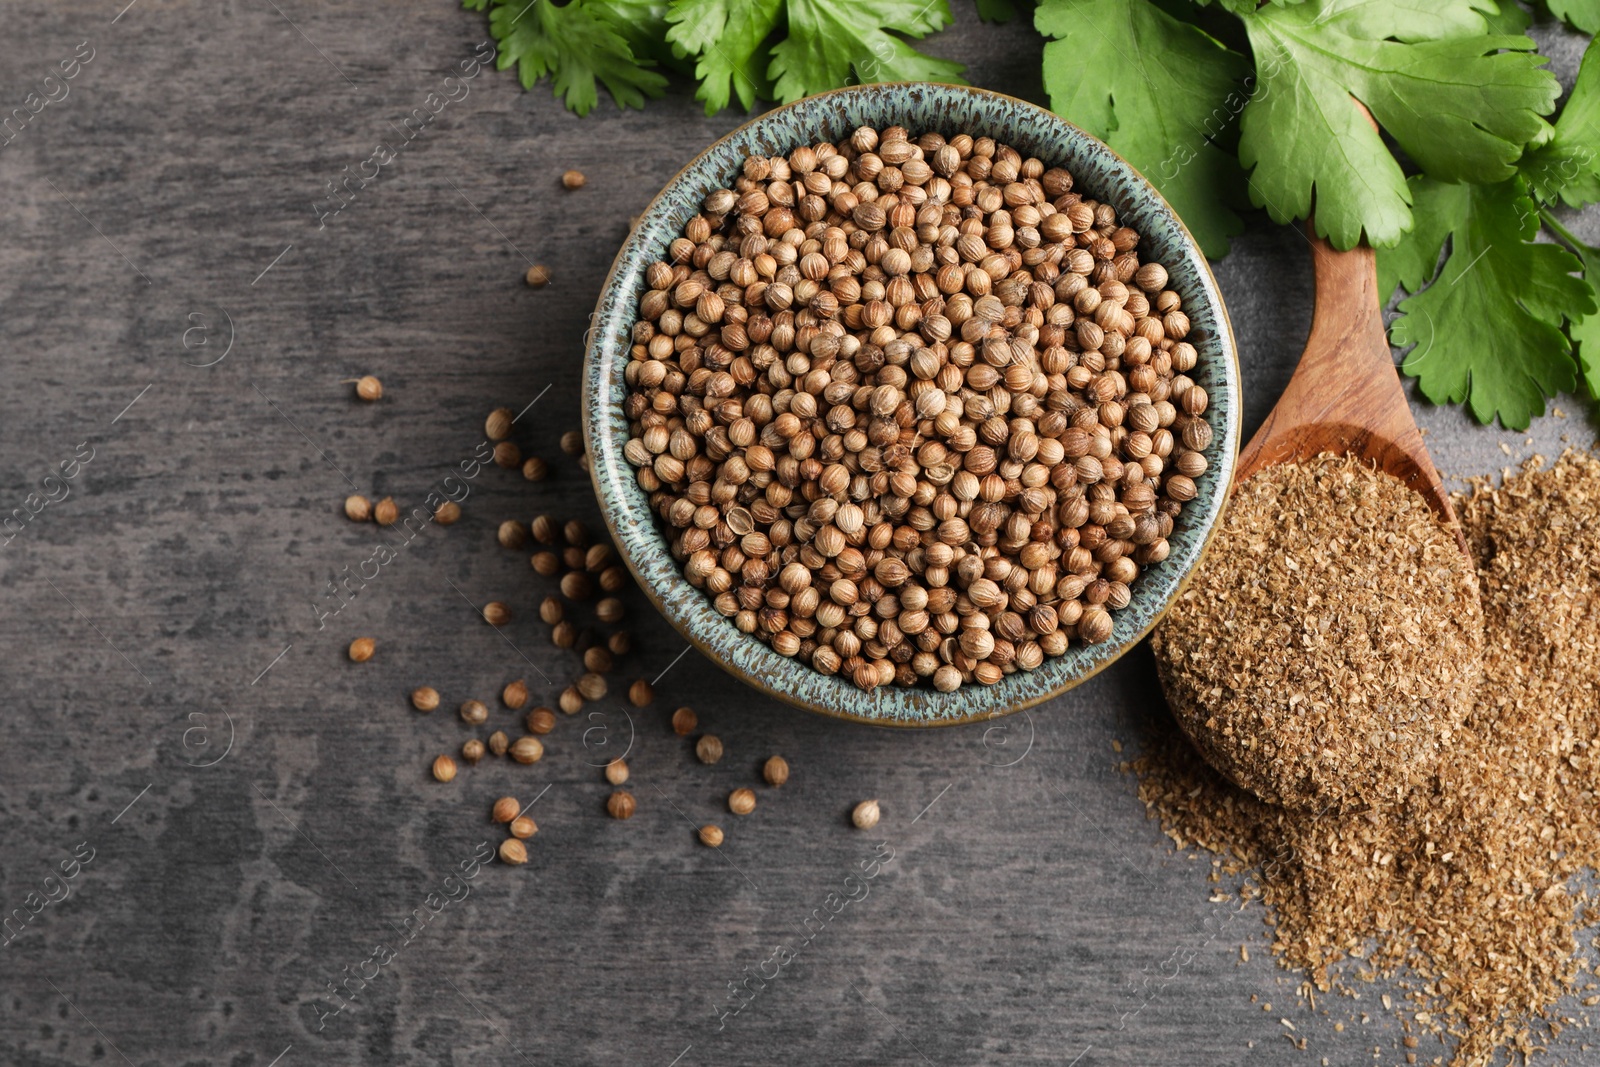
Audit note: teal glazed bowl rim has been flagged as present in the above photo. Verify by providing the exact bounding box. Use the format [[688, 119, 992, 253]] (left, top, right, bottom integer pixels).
[[583, 82, 1241, 727]]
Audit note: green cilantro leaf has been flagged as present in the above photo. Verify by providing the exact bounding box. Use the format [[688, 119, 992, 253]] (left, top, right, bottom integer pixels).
[[1479, 0, 1533, 32], [1542, 0, 1600, 31], [594, 0, 677, 65], [1036, 0, 1252, 258], [1523, 39, 1600, 208], [1573, 244, 1600, 401], [479, 0, 667, 115], [1186, 0, 1303, 14], [768, 0, 966, 103], [1383, 177, 1594, 429], [1238, 0, 1559, 250], [976, 0, 1019, 21], [666, 0, 780, 113]]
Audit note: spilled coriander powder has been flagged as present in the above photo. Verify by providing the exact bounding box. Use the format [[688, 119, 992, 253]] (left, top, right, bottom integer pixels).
[[1151, 453, 1483, 812], [1134, 451, 1600, 1066]]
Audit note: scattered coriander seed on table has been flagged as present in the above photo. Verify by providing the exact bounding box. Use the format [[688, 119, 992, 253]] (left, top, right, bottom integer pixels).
[[485, 407, 514, 441], [598, 567, 628, 594], [562, 546, 586, 571], [551, 621, 577, 647], [459, 699, 489, 726], [559, 687, 583, 714], [493, 441, 521, 469], [607, 790, 635, 819], [696, 734, 723, 765], [498, 838, 528, 865], [583, 647, 614, 674], [411, 686, 440, 712], [584, 544, 614, 571], [483, 601, 512, 626], [608, 631, 631, 656], [561, 169, 585, 190], [348, 375, 382, 401], [522, 456, 548, 481], [434, 500, 461, 525], [492, 796, 519, 823], [498, 520, 527, 549], [852, 800, 880, 829], [524, 264, 552, 288], [559, 431, 583, 457], [526, 707, 556, 734], [671, 707, 697, 735], [699, 824, 723, 847], [431, 755, 456, 783], [348, 637, 375, 663], [373, 497, 398, 526], [532, 552, 561, 577], [344, 495, 372, 522], [531, 515, 558, 543], [628, 679, 653, 707], [576, 673, 607, 700], [728, 788, 756, 816], [596, 597, 624, 623], [509, 736, 544, 764], [539, 596, 564, 624], [510, 815, 537, 839], [502, 679, 529, 709], [763, 756, 789, 787], [488, 730, 509, 756], [461, 739, 485, 764], [605, 758, 629, 785], [563, 519, 589, 546]]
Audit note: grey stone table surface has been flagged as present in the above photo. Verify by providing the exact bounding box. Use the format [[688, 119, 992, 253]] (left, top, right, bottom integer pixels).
[[2, 3, 1597, 1065]]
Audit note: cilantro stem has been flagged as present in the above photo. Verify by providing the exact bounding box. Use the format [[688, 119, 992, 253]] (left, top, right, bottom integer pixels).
[[1540, 209, 1588, 258]]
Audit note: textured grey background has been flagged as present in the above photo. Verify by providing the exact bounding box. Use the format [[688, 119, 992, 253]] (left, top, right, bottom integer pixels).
[[1, 3, 1597, 1066]]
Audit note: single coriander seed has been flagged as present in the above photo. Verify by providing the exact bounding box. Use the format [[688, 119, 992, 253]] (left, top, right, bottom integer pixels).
[[524, 264, 552, 288], [763, 756, 790, 787], [510, 815, 537, 839], [483, 601, 512, 626], [561, 169, 586, 190], [494, 441, 521, 469], [488, 730, 510, 756], [373, 497, 398, 526], [351, 375, 382, 401], [485, 407, 514, 441], [728, 788, 756, 816], [502, 679, 529, 709], [499, 838, 528, 865], [605, 758, 629, 785], [551, 621, 577, 648], [411, 686, 440, 712], [344, 494, 372, 522], [492, 796, 520, 823], [607, 790, 635, 819], [583, 647, 614, 674], [696, 734, 723, 764], [522, 456, 548, 481], [596, 597, 624, 623], [530, 515, 559, 543], [348, 637, 375, 663], [559, 431, 584, 457], [852, 799, 881, 829], [608, 631, 631, 656], [526, 707, 556, 734], [628, 679, 653, 707], [499, 520, 528, 549], [672, 707, 697, 735], [562, 571, 594, 601], [459, 699, 489, 726], [431, 755, 457, 783], [540, 596, 564, 625], [532, 551, 561, 577], [434, 500, 461, 525], [461, 738, 486, 764], [577, 672, 607, 700], [510, 736, 544, 764], [699, 824, 724, 847]]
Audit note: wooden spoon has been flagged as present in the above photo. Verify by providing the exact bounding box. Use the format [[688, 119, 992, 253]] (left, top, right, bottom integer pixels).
[[1234, 224, 1468, 554]]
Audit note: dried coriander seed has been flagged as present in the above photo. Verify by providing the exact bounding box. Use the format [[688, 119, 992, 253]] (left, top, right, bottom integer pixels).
[[728, 788, 756, 816], [576, 673, 607, 700], [532, 551, 561, 577], [483, 602, 512, 626], [344, 494, 372, 521], [509, 815, 537, 839], [411, 686, 440, 712], [531, 515, 559, 543], [461, 738, 486, 764], [499, 838, 528, 865], [350, 375, 382, 401], [628, 679, 653, 707], [509, 736, 544, 764], [561, 571, 593, 600], [671, 707, 697, 735], [485, 408, 514, 441], [526, 707, 556, 734], [607, 790, 635, 819], [499, 520, 528, 549], [434, 500, 461, 525], [488, 730, 510, 757], [763, 756, 789, 787], [525, 264, 552, 288], [559, 686, 583, 714], [608, 631, 631, 656], [698, 824, 723, 847], [605, 758, 629, 785], [551, 621, 577, 648], [583, 647, 614, 673], [559, 431, 583, 457], [852, 799, 880, 829], [348, 638, 375, 663], [561, 169, 585, 190], [696, 734, 723, 764], [492, 796, 519, 823], [539, 596, 564, 625], [459, 699, 489, 726], [596, 597, 624, 623], [373, 497, 398, 526], [431, 755, 457, 782], [502, 679, 529, 709], [598, 567, 628, 594], [494, 441, 521, 469], [522, 456, 548, 481]]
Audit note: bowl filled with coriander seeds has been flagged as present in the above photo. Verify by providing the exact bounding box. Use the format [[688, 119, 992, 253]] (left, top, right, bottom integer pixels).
[[583, 83, 1240, 725]]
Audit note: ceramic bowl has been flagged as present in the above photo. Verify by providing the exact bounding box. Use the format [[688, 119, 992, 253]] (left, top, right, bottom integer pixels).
[[583, 82, 1240, 727]]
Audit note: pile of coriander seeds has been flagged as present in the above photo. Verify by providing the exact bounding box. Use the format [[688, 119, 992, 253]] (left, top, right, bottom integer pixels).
[[620, 125, 1212, 692]]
